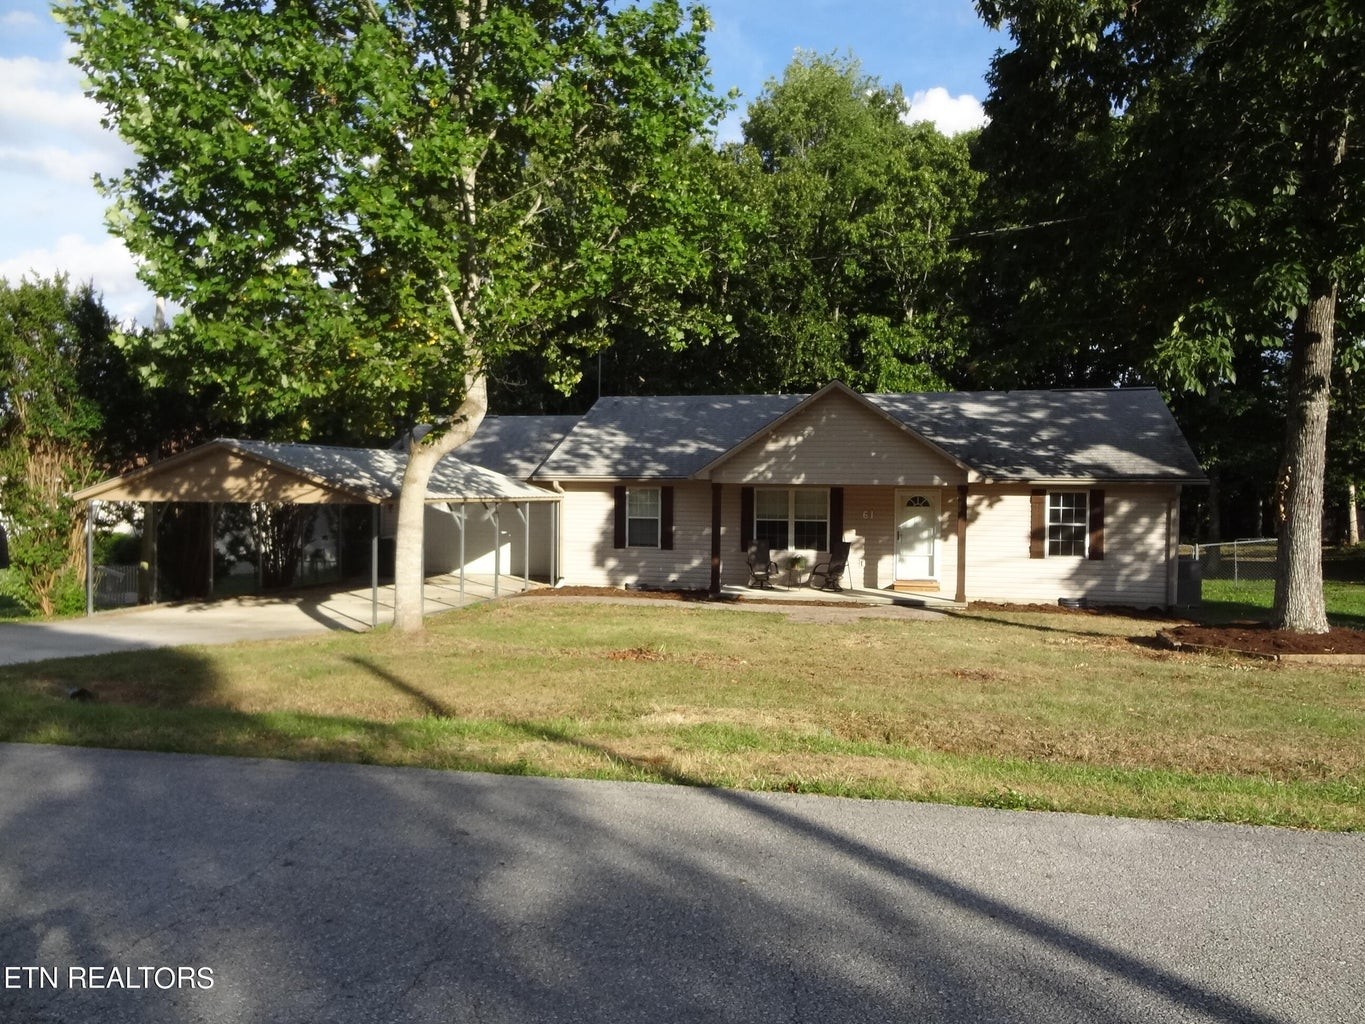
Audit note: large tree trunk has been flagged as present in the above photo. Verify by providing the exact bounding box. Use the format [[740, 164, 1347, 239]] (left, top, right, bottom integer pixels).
[[392, 374, 488, 633], [1272, 282, 1336, 633]]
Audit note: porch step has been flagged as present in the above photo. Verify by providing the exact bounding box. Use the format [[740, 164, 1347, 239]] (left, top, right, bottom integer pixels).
[[893, 579, 940, 593]]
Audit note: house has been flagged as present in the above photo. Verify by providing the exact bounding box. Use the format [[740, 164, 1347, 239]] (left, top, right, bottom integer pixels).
[[473, 382, 1205, 607], [73, 382, 1205, 611]]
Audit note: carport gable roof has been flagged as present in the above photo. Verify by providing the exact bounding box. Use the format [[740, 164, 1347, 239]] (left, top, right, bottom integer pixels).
[[73, 439, 561, 505]]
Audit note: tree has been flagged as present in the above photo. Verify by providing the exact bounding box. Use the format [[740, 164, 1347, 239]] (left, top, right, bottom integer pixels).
[[62, 0, 731, 630], [973, 0, 1362, 631], [0, 277, 120, 616], [719, 55, 980, 393]]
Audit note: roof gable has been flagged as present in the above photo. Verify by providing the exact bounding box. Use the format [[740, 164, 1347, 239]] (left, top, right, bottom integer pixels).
[[74, 439, 560, 504], [694, 381, 972, 482]]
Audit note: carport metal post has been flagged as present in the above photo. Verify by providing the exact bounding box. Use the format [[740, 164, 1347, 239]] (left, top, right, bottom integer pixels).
[[515, 501, 530, 592], [492, 503, 501, 598], [457, 504, 466, 603], [370, 504, 379, 628], [206, 502, 216, 599], [85, 500, 95, 616]]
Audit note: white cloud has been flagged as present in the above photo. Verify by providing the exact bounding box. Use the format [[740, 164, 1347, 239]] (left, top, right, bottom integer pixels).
[[0, 234, 153, 327], [0, 11, 42, 30], [0, 144, 110, 186], [903, 87, 988, 136], [0, 55, 131, 164]]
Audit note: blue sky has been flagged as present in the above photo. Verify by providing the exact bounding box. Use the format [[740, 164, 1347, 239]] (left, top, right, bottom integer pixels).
[[0, 0, 1002, 325]]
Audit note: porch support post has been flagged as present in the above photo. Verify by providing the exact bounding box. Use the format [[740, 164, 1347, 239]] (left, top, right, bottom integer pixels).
[[710, 483, 723, 595], [955, 485, 968, 605], [85, 500, 95, 617], [370, 504, 379, 628]]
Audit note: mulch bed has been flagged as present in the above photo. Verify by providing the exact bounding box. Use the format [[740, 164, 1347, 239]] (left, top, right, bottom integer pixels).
[[1159, 623, 1365, 657]]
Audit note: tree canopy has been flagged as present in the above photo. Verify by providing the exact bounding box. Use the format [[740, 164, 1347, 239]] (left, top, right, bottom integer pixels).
[[972, 0, 1363, 631], [0, 277, 121, 615], [722, 54, 979, 394], [63, 0, 733, 628]]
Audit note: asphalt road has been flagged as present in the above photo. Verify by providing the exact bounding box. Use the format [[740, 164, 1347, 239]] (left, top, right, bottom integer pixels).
[[0, 744, 1359, 1024]]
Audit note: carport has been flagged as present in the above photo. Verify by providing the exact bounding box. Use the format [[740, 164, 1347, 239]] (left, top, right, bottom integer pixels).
[[72, 439, 562, 626]]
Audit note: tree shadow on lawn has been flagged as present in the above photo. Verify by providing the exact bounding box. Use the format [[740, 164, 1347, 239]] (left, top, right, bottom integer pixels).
[[323, 656, 1307, 1024]]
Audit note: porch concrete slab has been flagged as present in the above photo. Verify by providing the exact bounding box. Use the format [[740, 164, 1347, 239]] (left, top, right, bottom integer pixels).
[[720, 583, 965, 611], [0, 574, 536, 666]]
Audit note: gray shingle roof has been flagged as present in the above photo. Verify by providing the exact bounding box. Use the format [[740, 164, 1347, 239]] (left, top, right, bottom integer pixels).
[[456, 416, 581, 479], [534, 388, 1204, 483], [868, 389, 1206, 481], [536, 394, 804, 480], [225, 440, 560, 502]]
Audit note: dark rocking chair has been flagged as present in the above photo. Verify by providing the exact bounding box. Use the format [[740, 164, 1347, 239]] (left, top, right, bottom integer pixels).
[[746, 543, 778, 589], [807, 540, 851, 592]]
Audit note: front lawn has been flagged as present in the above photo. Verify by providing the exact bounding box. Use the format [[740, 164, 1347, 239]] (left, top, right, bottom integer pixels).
[[1, 599, 1360, 829]]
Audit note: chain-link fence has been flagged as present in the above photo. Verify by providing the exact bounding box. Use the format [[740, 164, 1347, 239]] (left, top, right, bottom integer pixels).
[[1192, 539, 1277, 582], [93, 564, 140, 609]]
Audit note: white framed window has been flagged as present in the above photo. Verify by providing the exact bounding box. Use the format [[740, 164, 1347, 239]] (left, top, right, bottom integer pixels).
[[626, 487, 661, 547], [754, 488, 828, 551], [1047, 491, 1088, 557]]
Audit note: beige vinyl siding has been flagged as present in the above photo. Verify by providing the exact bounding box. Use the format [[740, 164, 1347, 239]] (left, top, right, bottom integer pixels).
[[557, 481, 714, 588], [965, 485, 1176, 606], [840, 486, 962, 591], [709, 388, 967, 487]]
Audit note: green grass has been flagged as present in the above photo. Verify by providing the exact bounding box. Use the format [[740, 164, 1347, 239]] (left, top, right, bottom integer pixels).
[[1198, 548, 1365, 627], [1, 598, 1361, 830]]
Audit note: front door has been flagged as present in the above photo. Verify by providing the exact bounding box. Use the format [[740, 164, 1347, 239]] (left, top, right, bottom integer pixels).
[[895, 491, 938, 580]]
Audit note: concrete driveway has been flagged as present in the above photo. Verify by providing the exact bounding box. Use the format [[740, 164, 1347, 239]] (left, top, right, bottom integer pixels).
[[0, 575, 528, 665], [0, 744, 1359, 1024]]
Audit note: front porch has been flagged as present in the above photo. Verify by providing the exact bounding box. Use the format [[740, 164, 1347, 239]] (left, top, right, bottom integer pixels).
[[720, 580, 965, 611]]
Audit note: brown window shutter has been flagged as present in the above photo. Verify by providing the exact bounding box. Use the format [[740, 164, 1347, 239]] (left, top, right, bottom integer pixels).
[[1088, 489, 1105, 560], [613, 486, 626, 549], [740, 486, 754, 551], [660, 487, 674, 550], [1029, 489, 1046, 559], [829, 487, 844, 548]]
